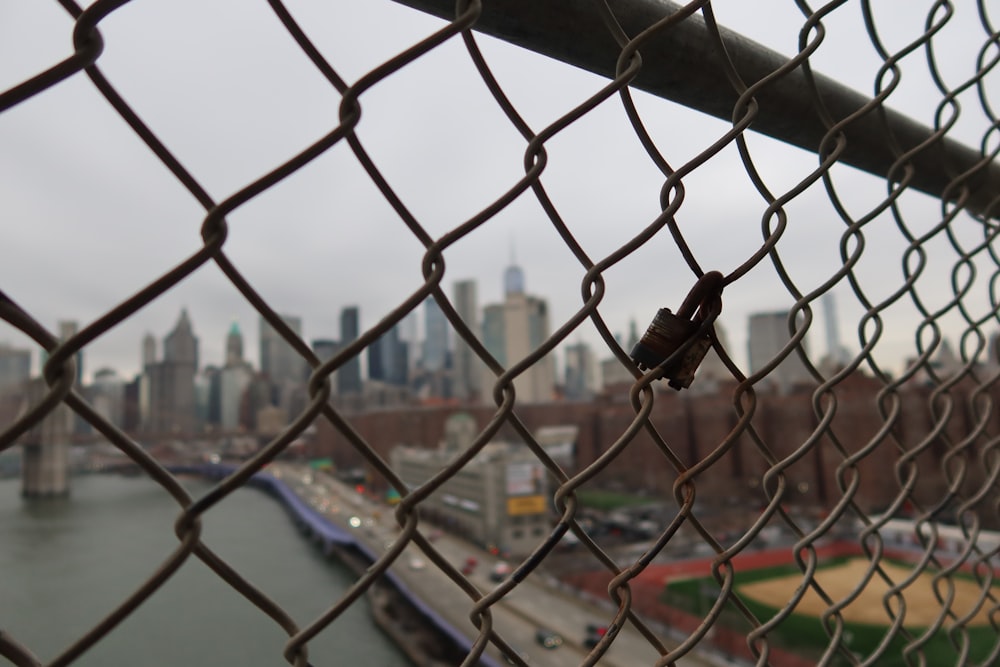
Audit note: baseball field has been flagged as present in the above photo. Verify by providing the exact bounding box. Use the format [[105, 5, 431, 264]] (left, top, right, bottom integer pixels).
[[737, 557, 995, 628], [662, 555, 1000, 666]]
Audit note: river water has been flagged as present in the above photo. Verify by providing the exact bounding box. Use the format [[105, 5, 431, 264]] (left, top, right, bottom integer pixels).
[[0, 474, 408, 666]]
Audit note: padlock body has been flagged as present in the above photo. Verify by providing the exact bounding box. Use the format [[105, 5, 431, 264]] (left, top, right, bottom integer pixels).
[[630, 308, 698, 371], [667, 335, 712, 389]]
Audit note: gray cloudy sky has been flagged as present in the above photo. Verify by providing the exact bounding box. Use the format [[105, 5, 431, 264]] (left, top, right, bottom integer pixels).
[[2, 1, 996, 384]]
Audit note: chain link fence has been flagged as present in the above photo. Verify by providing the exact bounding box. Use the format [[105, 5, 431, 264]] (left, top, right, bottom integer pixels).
[[2, 0, 1000, 665]]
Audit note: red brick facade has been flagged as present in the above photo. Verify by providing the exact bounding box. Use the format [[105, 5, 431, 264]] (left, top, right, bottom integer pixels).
[[310, 372, 1000, 524]]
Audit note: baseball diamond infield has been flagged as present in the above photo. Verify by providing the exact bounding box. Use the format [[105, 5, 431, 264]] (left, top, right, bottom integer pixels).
[[737, 557, 996, 628]]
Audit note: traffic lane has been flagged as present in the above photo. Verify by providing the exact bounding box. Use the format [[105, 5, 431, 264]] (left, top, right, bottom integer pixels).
[[392, 553, 590, 667], [275, 465, 714, 667]]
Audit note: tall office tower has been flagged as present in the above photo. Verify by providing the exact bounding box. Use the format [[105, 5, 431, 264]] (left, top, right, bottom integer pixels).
[[452, 279, 480, 402], [219, 321, 253, 430], [747, 310, 813, 393], [564, 341, 597, 401], [367, 323, 409, 386], [481, 261, 556, 404], [138, 333, 156, 430], [311, 339, 340, 395], [142, 333, 157, 368], [259, 314, 305, 386], [88, 368, 125, 428], [0, 343, 31, 396], [338, 306, 362, 394], [821, 292, 851, 368], [225, 321, 244, 366], [397, 310, 420, 380], [201, 365, 222, 428], [422, 296, 449, 372], [146, 308, 200, 433]]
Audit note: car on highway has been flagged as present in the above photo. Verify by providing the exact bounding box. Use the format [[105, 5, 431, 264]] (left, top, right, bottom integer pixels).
[[489, 561, 512, 582], [535, 627, 563, 649], [460, 556, 477, 575], [583, 623, 607, 648]]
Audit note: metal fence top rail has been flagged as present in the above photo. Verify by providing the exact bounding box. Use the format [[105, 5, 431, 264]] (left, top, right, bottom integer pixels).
[[394, 0, 1000, 219]]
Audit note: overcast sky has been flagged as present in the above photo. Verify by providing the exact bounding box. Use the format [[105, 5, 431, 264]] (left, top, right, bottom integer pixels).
[[2, 1, 997, 384]]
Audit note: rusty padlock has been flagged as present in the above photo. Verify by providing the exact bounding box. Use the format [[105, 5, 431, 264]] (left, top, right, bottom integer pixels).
[[630, 271, 723, 390]]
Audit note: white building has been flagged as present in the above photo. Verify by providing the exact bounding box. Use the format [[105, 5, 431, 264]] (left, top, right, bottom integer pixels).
[[390, 413, 554, 557], [452, 279, 482, 402], [480, 262, 556, 404]]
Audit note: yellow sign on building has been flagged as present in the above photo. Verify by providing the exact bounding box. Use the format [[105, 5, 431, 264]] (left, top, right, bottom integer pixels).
[[507, 495, 546, 516]]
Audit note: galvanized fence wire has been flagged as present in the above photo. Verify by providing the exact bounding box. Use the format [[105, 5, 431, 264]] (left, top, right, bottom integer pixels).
[[2, 0, 1000, 666]]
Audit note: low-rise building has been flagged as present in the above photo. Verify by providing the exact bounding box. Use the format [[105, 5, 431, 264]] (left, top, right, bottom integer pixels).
[[390, 412, 556, 557]]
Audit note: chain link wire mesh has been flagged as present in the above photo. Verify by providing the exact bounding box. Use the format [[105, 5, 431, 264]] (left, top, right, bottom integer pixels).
[[2, 0, 1000, 665]]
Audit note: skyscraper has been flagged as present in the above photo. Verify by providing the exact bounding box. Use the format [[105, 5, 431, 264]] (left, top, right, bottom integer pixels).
[[225, 321, 244, 367], [368, 323, 408, 386], [338, 306, 362, 394], [259, 314, 305, 387], [311, 338, 341, 395], [145, 308, 199, 433], [422, 296, 449, 372], [747, 310, 813, 393], [88, 368, 125, 428], [481, 260, 556, 404], [0, 343, 31, 396], [451, 279, 480, 402], [564, 341, 597, 400], [220, 321, 252, 430], [821, 292, 851, 368], [142, 333, 156, 368]]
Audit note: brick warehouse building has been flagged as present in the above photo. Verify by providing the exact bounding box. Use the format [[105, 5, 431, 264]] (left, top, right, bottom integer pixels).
[[308, 371, 998, 526]]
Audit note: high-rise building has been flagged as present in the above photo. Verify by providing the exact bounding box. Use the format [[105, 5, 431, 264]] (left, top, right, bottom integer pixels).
[[821, 292, 851, 369], [480, 261, 556, 404], [258, 314, 305, 422], [422, 297, 449, 372], [311, 338, 341, 395], [259, 314, 305, 386], [219, 321, 253, 431], [164, 309, 199, 367], [0, 343, 31, 396], [88, 368, 125, 428], [564, 341, 597, 400], [225, 321, 244, 367], [219, 364, 253, 430], [452, 279, 481, 402], [689, 319, 731, 394], [142, 333, 156, 367], [747, 310, 813, 393], [338, 306, 362, 394], [145, 308, 200, 433], [367, 323, 409, 386]]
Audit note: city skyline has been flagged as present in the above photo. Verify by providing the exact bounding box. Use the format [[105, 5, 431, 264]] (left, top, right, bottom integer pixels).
[[2, 3, 989, 395], [1, 263, 988, 395]]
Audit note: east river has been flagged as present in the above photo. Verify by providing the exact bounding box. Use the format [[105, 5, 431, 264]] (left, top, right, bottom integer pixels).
[[0, 474, 409, 666]]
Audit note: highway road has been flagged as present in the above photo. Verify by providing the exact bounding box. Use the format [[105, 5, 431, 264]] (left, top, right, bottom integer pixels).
[[269, 463, 724, 667]]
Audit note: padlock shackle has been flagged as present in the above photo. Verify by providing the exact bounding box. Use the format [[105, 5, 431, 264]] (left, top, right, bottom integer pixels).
[[676, 271, 724, 322]]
